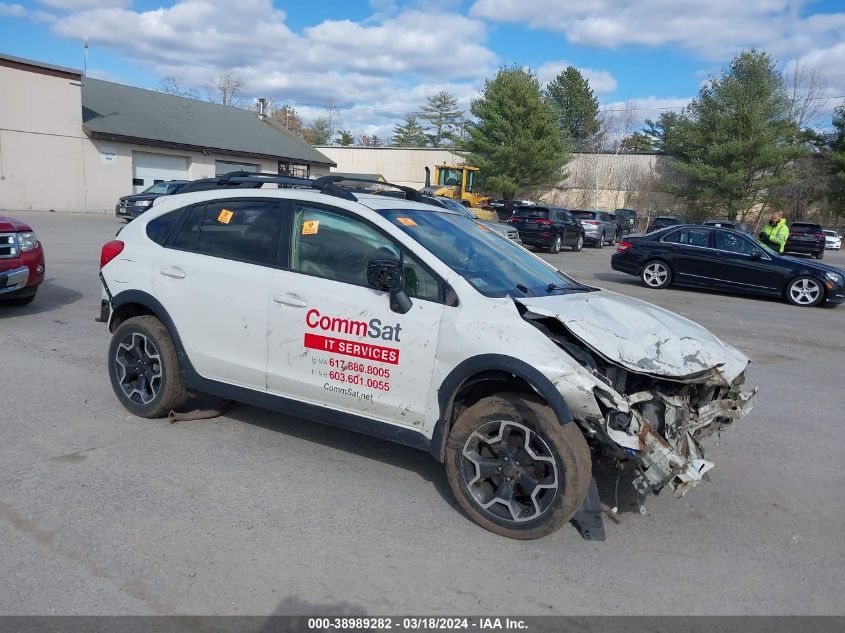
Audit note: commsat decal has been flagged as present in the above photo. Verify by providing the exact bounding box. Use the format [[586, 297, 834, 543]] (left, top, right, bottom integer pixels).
[[305, 308, 402, 342]]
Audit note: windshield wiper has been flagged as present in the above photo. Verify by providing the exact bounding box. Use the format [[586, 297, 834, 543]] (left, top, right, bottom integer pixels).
[[546, 283, 591, 293], [516, 283, 535, 296]]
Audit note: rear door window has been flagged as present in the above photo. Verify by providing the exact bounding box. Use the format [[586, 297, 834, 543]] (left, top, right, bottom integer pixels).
[[714, 231, 757, 255], [663, 227, 712, 248]]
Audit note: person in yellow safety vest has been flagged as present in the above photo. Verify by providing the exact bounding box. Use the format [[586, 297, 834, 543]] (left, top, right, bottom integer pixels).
[[758, 212, 789, 253]]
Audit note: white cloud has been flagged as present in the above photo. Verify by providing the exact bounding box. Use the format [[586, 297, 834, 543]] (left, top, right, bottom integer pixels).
[[470, 0, 845, 61], [536, 60, 618, 94], [600, 96, 692, 132], [0, 3, 26, 16]]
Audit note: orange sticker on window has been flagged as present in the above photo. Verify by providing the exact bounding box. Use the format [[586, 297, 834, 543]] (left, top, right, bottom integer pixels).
[[302, 220, 320, 235], [217, 209, 234, 224], [396, 217, 417, 226], [477, 224, 491, 232]]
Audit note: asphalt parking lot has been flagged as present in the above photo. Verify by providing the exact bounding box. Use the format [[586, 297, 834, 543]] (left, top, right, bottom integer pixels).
[[2, 210, 844, 616]]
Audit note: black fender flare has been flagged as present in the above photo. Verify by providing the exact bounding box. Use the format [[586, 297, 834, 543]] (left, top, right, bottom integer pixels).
[[110, 289, 194, 371], [429, 354, 574, 462]]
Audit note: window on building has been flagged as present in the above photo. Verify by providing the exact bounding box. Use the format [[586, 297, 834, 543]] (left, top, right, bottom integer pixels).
[[278, 161, 309, 178]]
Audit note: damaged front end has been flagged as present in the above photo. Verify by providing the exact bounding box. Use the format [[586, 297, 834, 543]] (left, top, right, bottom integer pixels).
[[516, 292, 757, 498]]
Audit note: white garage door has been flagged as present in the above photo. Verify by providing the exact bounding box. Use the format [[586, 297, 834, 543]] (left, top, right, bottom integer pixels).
[[216, 160, 260, 175], [132, 152, 189, 193]]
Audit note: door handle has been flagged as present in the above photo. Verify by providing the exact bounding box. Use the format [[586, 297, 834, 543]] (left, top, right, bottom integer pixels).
[[159, 266, 186, 279], [273, 293, 307, 307]]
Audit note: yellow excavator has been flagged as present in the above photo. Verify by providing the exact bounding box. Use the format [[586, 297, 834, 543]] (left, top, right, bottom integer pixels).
[[421, 165, 496, 221]]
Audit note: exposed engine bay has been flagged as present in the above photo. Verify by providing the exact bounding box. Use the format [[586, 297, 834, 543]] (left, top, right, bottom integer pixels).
[[515, 295, 757, 498]]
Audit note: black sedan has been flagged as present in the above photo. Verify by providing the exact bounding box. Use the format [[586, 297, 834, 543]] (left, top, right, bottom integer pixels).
[[115, 180, 190, 220], [611, 224, 845, 307]]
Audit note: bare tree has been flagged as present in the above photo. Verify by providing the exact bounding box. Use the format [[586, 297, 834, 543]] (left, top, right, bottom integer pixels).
[[270, 103, 304, 137], [787, 60, 827, 129], [204, 69, 244, 107], [583, 100, 640, 207], [158, 76, 199, 99]]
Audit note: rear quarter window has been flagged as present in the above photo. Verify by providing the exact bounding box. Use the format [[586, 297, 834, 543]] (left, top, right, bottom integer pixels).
[[146, 210, 180, 245]]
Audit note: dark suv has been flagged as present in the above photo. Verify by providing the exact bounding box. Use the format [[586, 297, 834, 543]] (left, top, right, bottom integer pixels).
[[615, 209, 638, 235], [506, 206, 584, 253], [116, 180, 191, 221], [785, 222, 826, 259], [647, 215, 682, 233]]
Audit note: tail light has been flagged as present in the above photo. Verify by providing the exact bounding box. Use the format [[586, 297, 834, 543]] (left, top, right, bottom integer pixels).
[[530, 218, 553, 224], [616, 241, 633, 253], [584, 220, 600, 225], [100, 240, 124, 269], [811, 233, 825, 238]]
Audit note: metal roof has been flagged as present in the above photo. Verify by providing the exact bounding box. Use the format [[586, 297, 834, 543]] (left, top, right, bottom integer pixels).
[[81, 78, 334, 166]]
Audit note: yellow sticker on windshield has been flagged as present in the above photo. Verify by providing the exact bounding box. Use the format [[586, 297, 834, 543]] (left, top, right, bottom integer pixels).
[[217, 209, 234, 224], [302, 220, 320, 235], [396, 217, 417, 226]]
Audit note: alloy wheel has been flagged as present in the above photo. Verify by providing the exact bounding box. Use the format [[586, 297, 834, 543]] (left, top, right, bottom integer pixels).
[[643, 262, 669, 287], [460, 420, 559, 523], [114, 331, 163, 405], [789, 278, 821, 305]]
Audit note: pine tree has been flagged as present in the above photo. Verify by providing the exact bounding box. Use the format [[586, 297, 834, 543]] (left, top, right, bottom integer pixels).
[[420, 91, 463, 147], [665, 50, 805, 220], [461, 67, 569, 198], [335, 130, 355, 146], [391, 115, 427, 147], [544, 67, 599, 151]]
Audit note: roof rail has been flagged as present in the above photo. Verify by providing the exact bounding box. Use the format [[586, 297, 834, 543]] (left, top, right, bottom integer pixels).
[[313, 175, 426, 202], [178, 171, 357, 201]]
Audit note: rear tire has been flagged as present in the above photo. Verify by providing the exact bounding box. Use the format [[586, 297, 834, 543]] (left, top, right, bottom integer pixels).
[[640, 260, 672, 289], [445, 392, 592, 540], [816, 250, 824, 260], [785, 276, 824, 307], [595, 233, 604, 249], [108, 315, 190, 418]]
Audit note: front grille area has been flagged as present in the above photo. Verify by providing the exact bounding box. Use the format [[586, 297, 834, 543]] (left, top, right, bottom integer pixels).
[[0, 233, 18, 259]]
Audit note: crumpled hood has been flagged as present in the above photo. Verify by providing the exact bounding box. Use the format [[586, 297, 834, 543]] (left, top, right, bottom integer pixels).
[[517, 290, 749, 385]]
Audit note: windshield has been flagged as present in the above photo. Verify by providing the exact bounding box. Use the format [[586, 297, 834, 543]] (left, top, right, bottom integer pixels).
[[377, 209, 586, 297], [436, 197, 473, 215], [143, 182, 177, 195], [570, 210, 598, 220], [823, 230, 838, 237], [437, 168, 463, 187]]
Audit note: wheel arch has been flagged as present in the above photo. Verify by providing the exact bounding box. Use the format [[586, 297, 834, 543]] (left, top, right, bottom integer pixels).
[[429, 354, 574, 462], [110, 290, 193, 371]]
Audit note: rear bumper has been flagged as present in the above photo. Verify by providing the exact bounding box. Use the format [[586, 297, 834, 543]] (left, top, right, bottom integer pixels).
[[785, 242, 824, 255]]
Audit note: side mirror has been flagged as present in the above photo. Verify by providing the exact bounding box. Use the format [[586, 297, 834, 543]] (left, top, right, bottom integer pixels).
[[367, 259, 412, 314], [750, 248, 763, 259]]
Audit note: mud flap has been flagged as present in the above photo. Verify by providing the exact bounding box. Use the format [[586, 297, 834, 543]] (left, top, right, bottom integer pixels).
[[571, 477, 605, 541]]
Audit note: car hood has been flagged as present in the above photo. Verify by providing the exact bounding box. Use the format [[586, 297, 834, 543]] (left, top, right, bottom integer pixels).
[[0, 216, 32, 232], [780, 255, 845, 277], [119, 194, 161, 203], [517, 290, 749, 385]]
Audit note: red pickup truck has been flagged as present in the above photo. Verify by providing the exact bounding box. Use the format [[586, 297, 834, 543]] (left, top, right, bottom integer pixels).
[[0, 215, 45, 305]]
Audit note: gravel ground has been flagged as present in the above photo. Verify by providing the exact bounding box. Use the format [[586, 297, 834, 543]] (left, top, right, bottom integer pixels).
[[1, 210, 844, 616]]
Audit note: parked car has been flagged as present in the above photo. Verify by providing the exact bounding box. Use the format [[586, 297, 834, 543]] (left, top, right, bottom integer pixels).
[[486, 199, 535, 221], [611, 224, 845, 307], [99, 172, 757, 539], [506, 206, 584, 253], [615, 208, 638, 235], [116, 180, 190, 221], [822, 229, 841, 250], [646, 215, 682, 232], [702, 219, 749, 233], [569, 209, 618, 247], [430, 197, 521, 244], [785, 222, 826, 259], [0, 215, 45, 305]]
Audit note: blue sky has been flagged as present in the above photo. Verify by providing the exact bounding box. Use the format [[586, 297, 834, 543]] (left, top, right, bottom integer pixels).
[[2, 0, 844, 138]]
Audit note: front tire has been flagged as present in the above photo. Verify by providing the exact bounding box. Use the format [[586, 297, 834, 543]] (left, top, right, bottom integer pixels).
[[785, 276, 824, 307], [445, 393, 592, 540], [108, 315, 190, 418], [571, 234, 583, 252], [640, 260, 672, 289], [548, 233, 562, 254]]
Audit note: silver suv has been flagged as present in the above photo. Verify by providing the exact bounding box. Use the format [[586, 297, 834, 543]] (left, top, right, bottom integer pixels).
[[570, 210, 618, 248]]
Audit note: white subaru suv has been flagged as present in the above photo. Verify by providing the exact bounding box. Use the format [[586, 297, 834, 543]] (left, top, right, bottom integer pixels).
[[99, 173, 756, 540]]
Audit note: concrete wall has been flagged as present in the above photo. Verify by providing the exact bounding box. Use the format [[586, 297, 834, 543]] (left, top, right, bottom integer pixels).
[[318, 146, 677, 213], [318, 146, 462, 188], [0, 63, 86, 212]]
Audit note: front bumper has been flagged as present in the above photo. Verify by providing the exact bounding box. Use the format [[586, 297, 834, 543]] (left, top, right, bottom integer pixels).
[[0, 265, 29, 294]]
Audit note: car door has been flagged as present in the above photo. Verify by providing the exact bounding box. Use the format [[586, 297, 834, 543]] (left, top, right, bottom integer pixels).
[[660, 227, 720, 283], [152, 198, 283, 389], [556, 209, 576, 245], [708, 230, 784, 294], [266, 201, 446, 427]]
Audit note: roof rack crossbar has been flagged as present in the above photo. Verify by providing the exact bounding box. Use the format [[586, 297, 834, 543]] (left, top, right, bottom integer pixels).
[[177, 171, 357, 201], [313, 176, 425, 202]]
